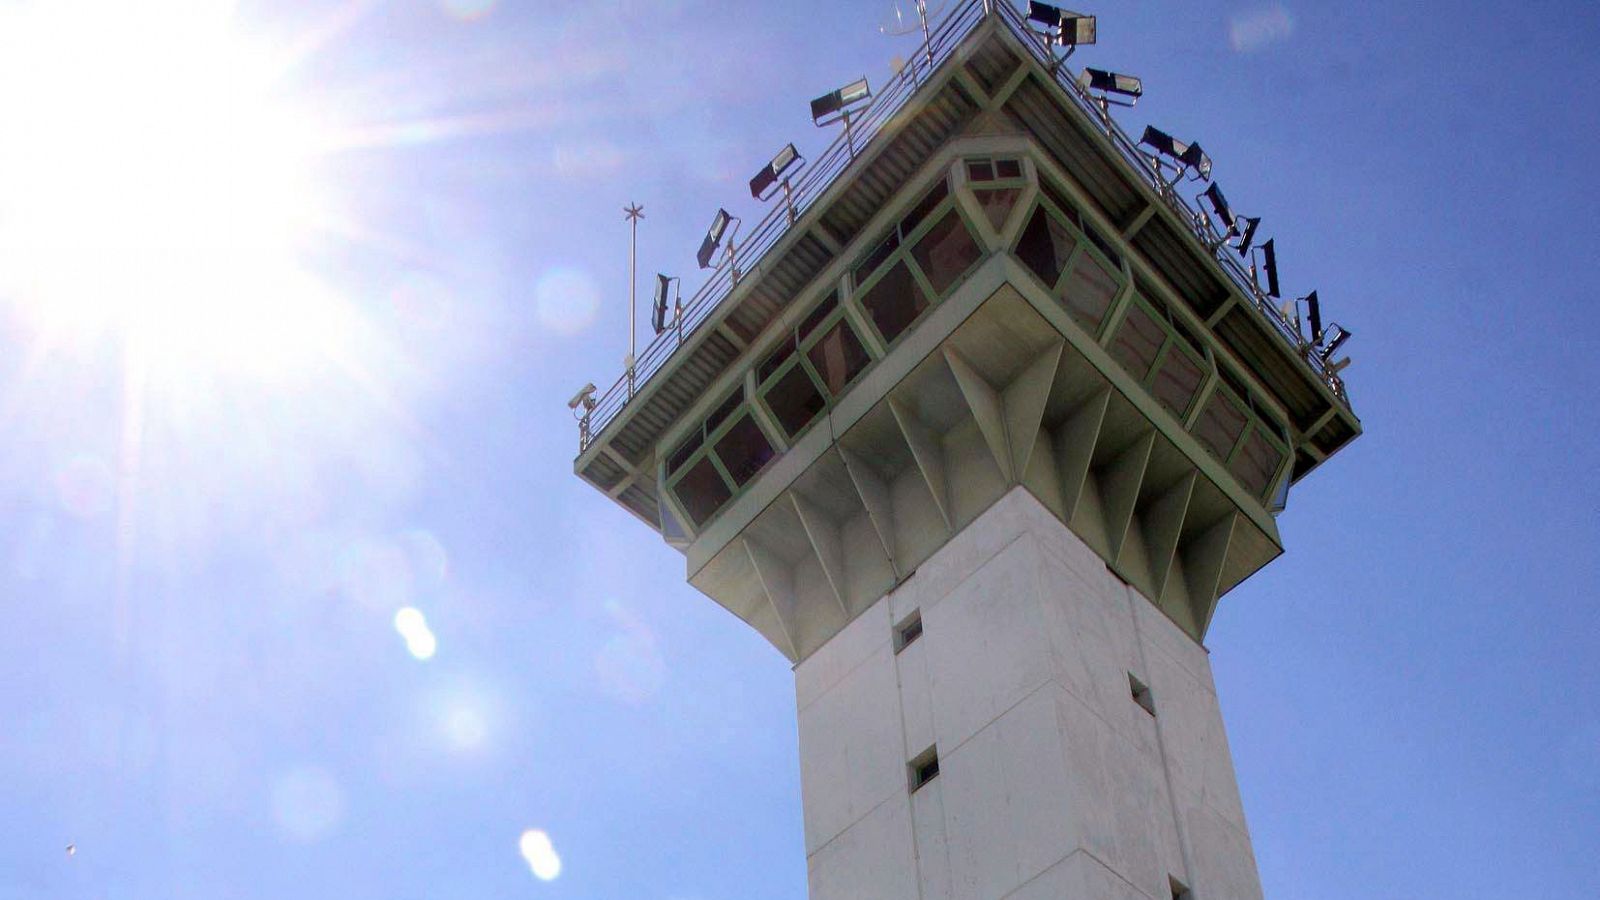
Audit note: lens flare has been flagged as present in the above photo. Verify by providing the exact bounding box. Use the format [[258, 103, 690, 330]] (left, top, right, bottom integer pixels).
[[518, 829, 562, 881], [393, 606, 438, 660]]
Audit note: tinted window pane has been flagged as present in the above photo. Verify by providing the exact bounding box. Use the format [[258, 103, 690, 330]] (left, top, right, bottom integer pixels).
[[1081, 221, 1121, 269], [713, 414, 775, 486], [854, 231, 899, 284], [764, 364, 826, 438], [757, 333, 797, 383], [975, 187, 1021, 233], [704, 390, 742, 434], [1038, 178, 1081, 230], [667, 432, 701, 474], [797, 292, 839, 339], [1152, 347, 1205, 417], [1110, 304, 1165, 381], [860, 261, 928, 345], [1015, 206, 1067, 288], [1193, 390, 1248, 459], [1060, 250, 1119, 331], [995, 158, 1023, 179], [912, 211, 981, 296], [807, 320, 871, 396], [675, 456, 731, 525], [1229, 427, 1283, 499], [899, 178, 949, 236], [966, 160, 994, 182]]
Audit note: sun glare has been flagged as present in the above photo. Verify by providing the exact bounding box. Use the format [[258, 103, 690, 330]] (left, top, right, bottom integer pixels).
[[0, 2, 343, 377]]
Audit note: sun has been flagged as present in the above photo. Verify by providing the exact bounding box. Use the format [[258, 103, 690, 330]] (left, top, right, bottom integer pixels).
[[0, 2, 348, 378]]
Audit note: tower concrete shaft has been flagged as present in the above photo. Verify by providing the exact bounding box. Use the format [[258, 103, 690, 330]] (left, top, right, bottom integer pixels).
[[798, 488, 1258, 900], [571, 5, 1359, 899]]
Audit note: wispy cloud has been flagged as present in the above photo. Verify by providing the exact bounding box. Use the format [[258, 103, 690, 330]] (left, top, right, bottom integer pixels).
[[1229, 5, 1294, 53]]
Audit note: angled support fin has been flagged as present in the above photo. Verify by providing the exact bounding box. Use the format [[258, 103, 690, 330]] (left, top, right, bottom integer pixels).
[[1055, 388, 1111, 521], [944, 347, 1012, 482], [790, 492, 850, 618], [1002, 340, 1063, 479], [1101, 432, 1155, 562], [890, 398, 953, 532], [744, 537, 800, 661]]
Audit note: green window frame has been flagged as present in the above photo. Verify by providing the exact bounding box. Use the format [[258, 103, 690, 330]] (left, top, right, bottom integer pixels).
[[964, 154, 1029, 234], [1107, 292, 1211, 422], [755, 292, 876, 443], [852, 175, 986, 349], [1190, 373, 1292, 502], [663, 387, 778, 528], [1013, 195, 1128, 339]]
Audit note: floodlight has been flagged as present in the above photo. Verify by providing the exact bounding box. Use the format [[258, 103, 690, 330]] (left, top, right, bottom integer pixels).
[[811, 78, 872, 124], [1304, 291, 1323, 344], [567, 383, 597, 412], [1077, 67, 1142, 108], [1027, 3, 1096, 46], [652, 274, 679, 335], [1179, 141, 1212, 180], [749, 143, 804, 200], [1319, 324, 1351, 361], [1140, 125, 1210, 184], [1139, 125, 1182, 157], [1236, 216, 1261, 255], [1255, 238, 1281, 298], [812, 77, 873, 158], [1200, 182, 1234, 230], [697, 208, 733, 270]]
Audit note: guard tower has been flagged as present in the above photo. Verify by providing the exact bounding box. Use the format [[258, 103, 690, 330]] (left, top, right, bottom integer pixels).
[[572, 4, 1359, 898]]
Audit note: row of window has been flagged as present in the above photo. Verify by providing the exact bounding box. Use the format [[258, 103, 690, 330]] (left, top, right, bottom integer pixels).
[[665, 176, 988, 528], [1011, 189, 1288, 502], [663, 157, 1291, 532]]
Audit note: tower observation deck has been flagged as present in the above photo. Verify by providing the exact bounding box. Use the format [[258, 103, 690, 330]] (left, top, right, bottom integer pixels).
[[571, 3, 1360, 898]]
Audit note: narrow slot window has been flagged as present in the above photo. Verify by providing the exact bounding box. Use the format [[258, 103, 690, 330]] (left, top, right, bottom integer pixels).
[[1129, 673, 1156, 716], [894, 610, 923, 652], [908, 745, 940, 793]]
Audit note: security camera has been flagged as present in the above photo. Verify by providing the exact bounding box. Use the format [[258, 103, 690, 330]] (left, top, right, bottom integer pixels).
[[567, 383, 597, 412]]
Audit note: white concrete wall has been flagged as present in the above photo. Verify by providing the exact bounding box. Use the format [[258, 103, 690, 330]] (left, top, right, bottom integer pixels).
[[795, 487, 1261, 900]]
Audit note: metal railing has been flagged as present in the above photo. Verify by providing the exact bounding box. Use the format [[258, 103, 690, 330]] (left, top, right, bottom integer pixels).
[[578, 0, 1345, 453], [988, 2, 1349, 404]]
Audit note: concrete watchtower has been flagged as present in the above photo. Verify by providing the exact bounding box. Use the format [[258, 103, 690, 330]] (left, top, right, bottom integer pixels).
[[572, 4, 1360, 898]]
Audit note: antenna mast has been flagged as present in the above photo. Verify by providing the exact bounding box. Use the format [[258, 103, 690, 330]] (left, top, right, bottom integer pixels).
[[624, 202, 644, 397]]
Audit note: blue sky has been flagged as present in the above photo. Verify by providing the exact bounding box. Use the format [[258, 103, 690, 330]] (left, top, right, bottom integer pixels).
[[0, 0, 1596, 897]]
